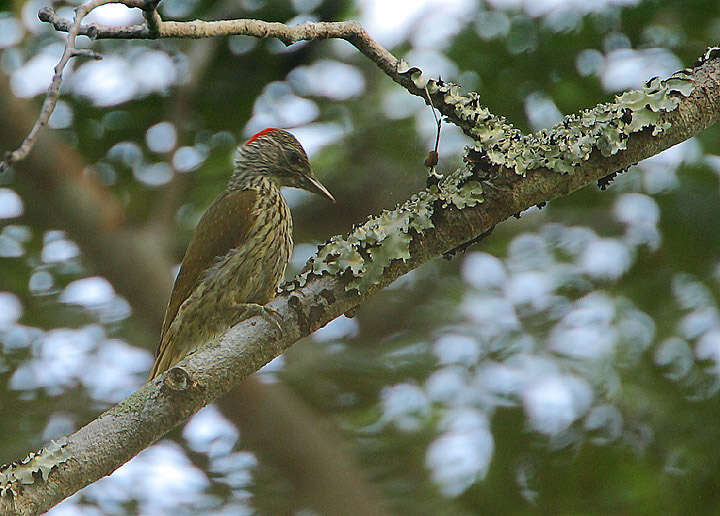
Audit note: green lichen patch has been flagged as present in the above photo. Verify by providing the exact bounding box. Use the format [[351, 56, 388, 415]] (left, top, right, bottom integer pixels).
[[281, 167, 483, 294], [435, 177, 484, 209], [0, 438, 70, 497], [398, 60, 695, 177], [396, 59, 428, 89], [472, 71, 696, 176], [312, 235, 364, 277], [696, 46, 720, 66]]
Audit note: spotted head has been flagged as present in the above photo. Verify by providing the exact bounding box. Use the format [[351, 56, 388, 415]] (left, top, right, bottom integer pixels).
[[231, 128, 334, 202]]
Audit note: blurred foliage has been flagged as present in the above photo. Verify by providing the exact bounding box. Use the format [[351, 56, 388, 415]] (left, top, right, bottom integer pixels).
[[1, 0, 720, 514]]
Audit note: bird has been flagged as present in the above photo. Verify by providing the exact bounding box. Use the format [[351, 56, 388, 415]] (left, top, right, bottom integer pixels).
[[148, 128, 334, 380]]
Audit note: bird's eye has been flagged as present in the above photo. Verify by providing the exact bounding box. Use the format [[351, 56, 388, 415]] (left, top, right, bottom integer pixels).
[[290, 152, 302, 164]]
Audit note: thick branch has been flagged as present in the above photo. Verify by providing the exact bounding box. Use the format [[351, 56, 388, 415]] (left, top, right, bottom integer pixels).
[[2, 56, 719, 516]]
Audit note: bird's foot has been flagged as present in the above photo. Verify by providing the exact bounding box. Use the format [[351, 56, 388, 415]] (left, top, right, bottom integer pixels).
[[231, 303, 283, 338]]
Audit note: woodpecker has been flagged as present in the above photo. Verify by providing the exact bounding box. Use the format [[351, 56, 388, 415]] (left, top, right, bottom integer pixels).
[[149, 128, 334, 380]]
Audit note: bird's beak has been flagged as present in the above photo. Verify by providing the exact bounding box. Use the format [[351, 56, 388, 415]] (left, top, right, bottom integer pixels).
[[304, 175, 335, 203]]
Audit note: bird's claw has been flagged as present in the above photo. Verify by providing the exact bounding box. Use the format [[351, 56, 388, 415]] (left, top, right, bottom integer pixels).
[[231, 303, 284, 338]]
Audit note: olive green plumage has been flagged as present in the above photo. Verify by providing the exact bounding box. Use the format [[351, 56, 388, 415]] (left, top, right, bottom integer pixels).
[[149, 128, 334, 380]]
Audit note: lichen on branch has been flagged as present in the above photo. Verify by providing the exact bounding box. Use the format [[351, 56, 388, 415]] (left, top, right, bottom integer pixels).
[[398, 58, 700, 177], [283, 166, 483, 294], [0, 439, 70, 497]]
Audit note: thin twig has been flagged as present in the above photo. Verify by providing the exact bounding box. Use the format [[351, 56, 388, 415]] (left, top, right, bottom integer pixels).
[[37, 7, 454, 121], [0, 0, 118, 173], [6, 1, 470, 174], [70, 48, 103, 59], [38, 7, 400, 74], [3, 3, 400, 173], [143, 6, 162, 35]]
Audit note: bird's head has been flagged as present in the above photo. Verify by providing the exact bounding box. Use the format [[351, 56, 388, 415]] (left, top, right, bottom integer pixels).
[[231, 128, 335, 202]]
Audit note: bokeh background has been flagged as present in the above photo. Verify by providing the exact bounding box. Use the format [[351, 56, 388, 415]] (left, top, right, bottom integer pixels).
[[2, 0, 720, 514]]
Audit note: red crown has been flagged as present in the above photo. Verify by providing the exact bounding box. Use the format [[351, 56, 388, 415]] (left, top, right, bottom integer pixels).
[[245, 128, 279, 145]]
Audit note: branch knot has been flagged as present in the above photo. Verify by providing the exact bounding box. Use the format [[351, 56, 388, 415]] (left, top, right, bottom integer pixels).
[[164, 366, 191, 391]]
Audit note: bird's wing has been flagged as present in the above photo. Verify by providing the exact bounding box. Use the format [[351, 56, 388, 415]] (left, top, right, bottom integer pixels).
[[159, 188, 259, 345]]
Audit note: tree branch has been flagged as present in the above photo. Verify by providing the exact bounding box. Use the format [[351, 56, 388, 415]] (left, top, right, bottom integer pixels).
[[3, 1, 471, 173], [1, 53, 719, 514], [34, 6, 462, 123], [0, 72, 391, 515]]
